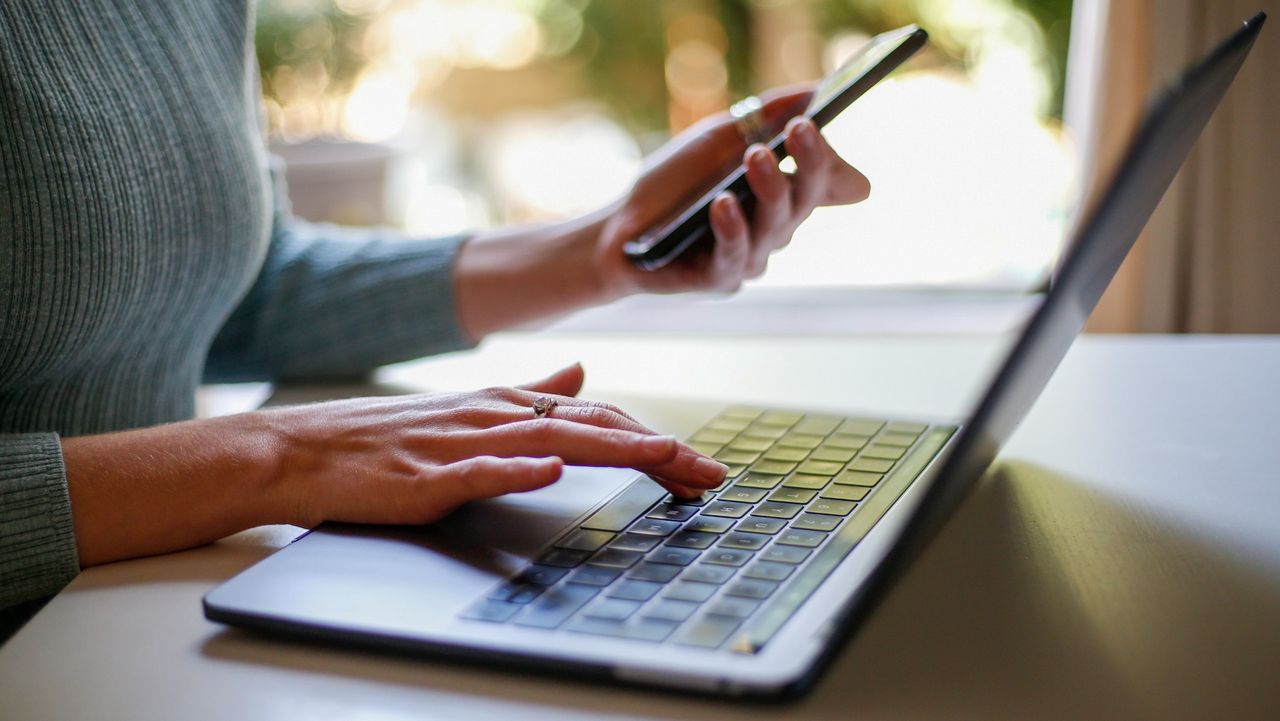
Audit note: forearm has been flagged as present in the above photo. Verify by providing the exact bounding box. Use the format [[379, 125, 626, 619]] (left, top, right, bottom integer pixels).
[[454, 206, 621, 341], [62, 414, 286, 567]]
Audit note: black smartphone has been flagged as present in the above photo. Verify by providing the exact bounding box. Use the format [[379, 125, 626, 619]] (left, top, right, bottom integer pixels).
[[623, 25, 928, 271]]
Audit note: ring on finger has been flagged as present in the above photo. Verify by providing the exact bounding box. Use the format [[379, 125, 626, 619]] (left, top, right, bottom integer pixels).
[[730, 95, 768, 146], [532, 395, 558, 419]]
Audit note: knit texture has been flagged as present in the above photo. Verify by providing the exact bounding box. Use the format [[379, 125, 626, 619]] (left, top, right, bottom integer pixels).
[[0, 0, 473, 619]]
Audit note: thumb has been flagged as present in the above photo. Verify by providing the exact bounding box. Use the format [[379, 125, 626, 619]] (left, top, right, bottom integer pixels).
[[517, 363, 585, 397]]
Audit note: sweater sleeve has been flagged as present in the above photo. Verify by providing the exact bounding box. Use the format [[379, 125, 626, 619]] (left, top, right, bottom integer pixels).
[[204, 160, 476, 383], [0, 433, 79, 610]]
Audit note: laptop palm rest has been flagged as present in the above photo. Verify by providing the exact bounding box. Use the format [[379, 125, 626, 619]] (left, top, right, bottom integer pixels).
[[204, 465, 640, 635]]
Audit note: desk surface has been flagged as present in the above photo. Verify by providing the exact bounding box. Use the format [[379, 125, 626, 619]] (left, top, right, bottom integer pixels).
[[3, 335, 1279, 721]]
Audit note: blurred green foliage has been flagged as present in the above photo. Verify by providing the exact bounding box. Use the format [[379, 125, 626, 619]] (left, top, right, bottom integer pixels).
[[255, 0, 1073, 137]]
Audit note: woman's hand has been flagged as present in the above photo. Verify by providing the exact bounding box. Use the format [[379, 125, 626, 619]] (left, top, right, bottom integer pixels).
[[64, 364, 726, 567], [265, 363, 725, 527], [453, 85, 871, 340], [595, 85, 872, 297]]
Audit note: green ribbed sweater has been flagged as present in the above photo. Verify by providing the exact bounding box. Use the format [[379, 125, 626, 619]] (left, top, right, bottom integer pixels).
[[0, 0, 473, 627]]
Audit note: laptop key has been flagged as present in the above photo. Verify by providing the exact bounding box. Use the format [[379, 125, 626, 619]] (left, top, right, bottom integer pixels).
[[776, 529, 828, 548], [580, 481, 667, 533], [807, 499, 857, 516], [567, 565, 622, 587], [796, 460, 845, 476], [761, 447, 808, 463], [514, 565, 569, 586], [862, 445, 906, 461], [792, 417, 840, 435], [707, 417, 750, 432], [628, 561, 682, 583], [704, 548, 754, 567], [702, 501, 751, 519], [885, 421, 927, 435], [809, 447, 855, 463], [821, 485, 870, 502], [665, 531, 718, 550], [682, 563, 737, 584], [644, 599, 700, 623], [729, 437, 772, 453], [629, 518, 681, 536], [718, 532, 769, 551], [513, 584, 599, 629], [726, 578, 780, 600], [715, 450, 760, 466], [556, 529, 615, 552], [734, 472, 784, 490], [719, 486, 768, 504], [740, 425, 786, 440], [825, 433, 871, 450], [674, 615, 741, 649], [584, 598, 643, 621], [646, 502, 698, 522], [743, 561, 795, 582], [761, 545, 812, 564], [461, 600, 520, 623], [536, 548, 591, 568], [750, 460, 798, 475], [876, 431, 919, 447], [736, 517, 787, 535], [606, 580, 663, 601], [751, 501, 803, 520], [781, 474, 828, 490], [649, 547, 701, 567], [835, 470, 882, 487], [758, 411, 802, 426], [608, 533, 661, 553], [664, 580, 719, 603], [839, 419, 884, 436], [588, 548, 645, 568], [768, 488, 817, 504], [685, 516, 735, 534], [707, 597, 760, 619], [791, 513, 841, 532], [489, 582, 543, 603], [849, 458, 894, 473], [667, 493, 710, 507]]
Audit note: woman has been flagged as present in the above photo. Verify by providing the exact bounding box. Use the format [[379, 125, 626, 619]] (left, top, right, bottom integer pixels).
[[0, 1, 870, 632]]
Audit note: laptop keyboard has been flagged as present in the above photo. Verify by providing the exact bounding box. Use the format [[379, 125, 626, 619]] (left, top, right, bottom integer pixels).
[[460, 408, 953, 653]]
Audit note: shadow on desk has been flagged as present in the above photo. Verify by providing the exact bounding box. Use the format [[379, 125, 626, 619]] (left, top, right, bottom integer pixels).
[[198, 462, 1280, 721]]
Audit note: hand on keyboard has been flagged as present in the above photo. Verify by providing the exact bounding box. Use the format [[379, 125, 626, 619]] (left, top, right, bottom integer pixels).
[[264, 363, 728, 527]]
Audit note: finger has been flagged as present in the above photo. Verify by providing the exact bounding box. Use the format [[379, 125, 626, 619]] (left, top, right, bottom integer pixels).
[[708, 192, 750, 291], [455, 420, 727, 490], [742, 144, 792, 236], [821, 157, 872, 206], [425, 456, 564, 516], [464, 420, 681, 472], [517, 363, 585, 397], [784, 116, 831, 218]]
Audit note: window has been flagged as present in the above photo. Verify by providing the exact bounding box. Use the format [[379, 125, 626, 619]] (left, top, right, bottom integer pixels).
[[258, 0, 1074, 292]]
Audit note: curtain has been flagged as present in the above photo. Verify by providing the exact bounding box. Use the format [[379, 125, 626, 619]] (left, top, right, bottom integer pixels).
[[1067, 0, 1280, 333]]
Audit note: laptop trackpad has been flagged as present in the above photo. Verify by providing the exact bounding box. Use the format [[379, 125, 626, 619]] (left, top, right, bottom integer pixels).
[[206, 466, 642, 632]]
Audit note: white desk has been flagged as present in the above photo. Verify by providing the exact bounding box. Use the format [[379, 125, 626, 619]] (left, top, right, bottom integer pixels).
[[3, 335, 1278, 720]]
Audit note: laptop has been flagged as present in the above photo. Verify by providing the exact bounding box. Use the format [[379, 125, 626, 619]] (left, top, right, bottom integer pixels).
[[204, 13, 1266, 698]]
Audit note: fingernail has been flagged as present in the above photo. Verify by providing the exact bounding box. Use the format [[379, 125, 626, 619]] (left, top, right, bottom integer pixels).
[[643, 435, 677, 451], [751, 146, 772, 167], [795, 119, 816, 148], [695, 456, 730, 483]]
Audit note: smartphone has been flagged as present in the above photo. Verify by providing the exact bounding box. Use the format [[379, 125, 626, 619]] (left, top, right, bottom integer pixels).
[[623, 25, 928, 271]]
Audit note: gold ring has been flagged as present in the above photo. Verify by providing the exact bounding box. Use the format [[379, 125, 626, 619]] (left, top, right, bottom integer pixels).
[[730, 95, 768, 146], [532, 396, 558, 419]]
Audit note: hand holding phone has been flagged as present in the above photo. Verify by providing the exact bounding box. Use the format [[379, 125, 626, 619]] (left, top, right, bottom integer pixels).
[[623, 25, 927, 270]]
